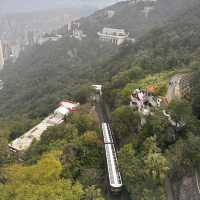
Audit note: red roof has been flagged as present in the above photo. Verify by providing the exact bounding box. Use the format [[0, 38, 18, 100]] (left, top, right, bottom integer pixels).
[[69, 108, 78, 112]]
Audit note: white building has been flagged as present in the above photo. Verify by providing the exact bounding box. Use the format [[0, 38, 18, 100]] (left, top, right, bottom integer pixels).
[[0, 80, 4, 90], [107, 10, 115, 18], [97, 28, 129, 45], [9, 121, 51, 152], [92, 84, 103, 96], [71, 29, 87, 40], [10, 43, 21, 61], [9, 100, 79, 152], [142, 6, 154, 18], [0, 40, 4, 70], [54, 106, 70, 118], [70, 22, 87, 40], [59, 100, 80, 111]]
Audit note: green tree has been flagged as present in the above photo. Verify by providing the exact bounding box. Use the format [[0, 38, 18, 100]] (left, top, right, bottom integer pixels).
[[143, 137, 169, 183], [69, 112, 98, 134], [0, 137, 10, 166], [84, 185, 104, 200], [0, 151, 85, 200], [74, 85, 94, 104], [118, 144, 144, 199], [111, 106, 140, 144], [119, 140, 168, 199]]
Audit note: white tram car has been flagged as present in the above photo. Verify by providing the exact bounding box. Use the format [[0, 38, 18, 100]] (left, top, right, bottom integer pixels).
[[101, 123, 123, 192]]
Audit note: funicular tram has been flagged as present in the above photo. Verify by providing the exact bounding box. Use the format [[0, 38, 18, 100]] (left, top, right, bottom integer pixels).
[[101, 123, 123, 192]]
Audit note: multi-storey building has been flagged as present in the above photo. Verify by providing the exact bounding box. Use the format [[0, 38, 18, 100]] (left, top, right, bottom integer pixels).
[[0, 40, 4, 69], [97, 27, 129, 45]]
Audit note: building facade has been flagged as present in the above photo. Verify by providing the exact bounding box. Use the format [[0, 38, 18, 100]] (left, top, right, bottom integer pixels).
[[97, 28, 129, 46], [70, 22, 87, 40], [0, 40, 4, 69]]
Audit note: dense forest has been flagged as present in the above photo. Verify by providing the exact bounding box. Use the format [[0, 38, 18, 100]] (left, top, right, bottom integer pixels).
[[99, 1, 200, 107], [99, 2, 200, 199], [0, 0, 200, 199], [0, 106, 106, 200], [0, 37, 117, 117]]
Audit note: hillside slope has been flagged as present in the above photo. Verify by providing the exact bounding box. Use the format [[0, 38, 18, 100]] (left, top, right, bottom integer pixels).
[[78, 0, 199, 38], [0, 1, 200, 200], [98, 1, 200, 92], [0, 37, 117, 117], [99, 3, 200, 200], [0, 0, 199, 118]]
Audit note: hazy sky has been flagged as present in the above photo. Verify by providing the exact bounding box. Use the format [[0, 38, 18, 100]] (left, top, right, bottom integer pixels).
[[0, 0, 121, 14]]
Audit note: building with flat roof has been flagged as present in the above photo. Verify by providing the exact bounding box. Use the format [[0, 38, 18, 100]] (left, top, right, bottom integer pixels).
[[97, 27, 129, 45], [142, 6, 155, 18], [9, 100, 79, 152], [9, 121, 50, 152], [70, 22, 87, 40]]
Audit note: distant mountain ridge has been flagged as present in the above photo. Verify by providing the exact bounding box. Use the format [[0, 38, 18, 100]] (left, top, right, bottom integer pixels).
[[77, 0, 199, 38], [0, 0, 117, 15]]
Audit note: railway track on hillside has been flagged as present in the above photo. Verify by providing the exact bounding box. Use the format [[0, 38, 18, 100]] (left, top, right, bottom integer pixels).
[[95, 93, 131, 200]]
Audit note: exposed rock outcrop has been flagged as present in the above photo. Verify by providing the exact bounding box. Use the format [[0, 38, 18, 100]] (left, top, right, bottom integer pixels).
[[166, 74, 192, 103]]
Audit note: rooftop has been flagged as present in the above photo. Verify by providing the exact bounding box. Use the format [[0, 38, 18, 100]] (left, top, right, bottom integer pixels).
[[101, 27, 128, 36], [9, 99, 79, 152], [59, 100, 80, 110]]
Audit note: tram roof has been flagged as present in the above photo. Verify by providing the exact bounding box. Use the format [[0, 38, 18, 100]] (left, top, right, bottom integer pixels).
[[102, 123, 113, 144], [105, 143, 122, 188]]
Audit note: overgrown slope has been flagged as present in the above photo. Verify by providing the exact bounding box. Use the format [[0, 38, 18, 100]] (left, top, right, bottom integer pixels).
[[100, 2, 200, 108], [98, 3, 200, 199], [0, 1, 200, 200], [0, 37, 117, 117], [78, 0, 199, 38], [0, 0, 199, 118]]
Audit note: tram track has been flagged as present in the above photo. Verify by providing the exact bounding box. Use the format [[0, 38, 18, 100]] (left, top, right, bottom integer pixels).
[[95, 93, 131, 199]]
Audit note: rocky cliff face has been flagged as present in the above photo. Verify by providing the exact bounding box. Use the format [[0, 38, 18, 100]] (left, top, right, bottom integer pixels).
[[166, 74, 192, 103]]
